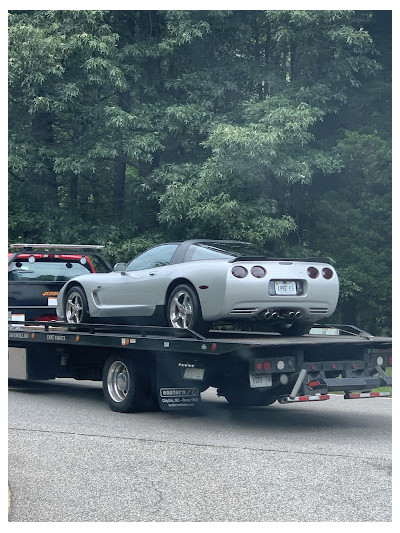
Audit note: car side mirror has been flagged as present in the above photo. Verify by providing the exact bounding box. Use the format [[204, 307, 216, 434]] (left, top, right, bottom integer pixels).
[[113, 262, 127, 272]]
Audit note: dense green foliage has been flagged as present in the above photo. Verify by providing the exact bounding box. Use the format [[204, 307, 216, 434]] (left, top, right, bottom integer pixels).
[[8, 10, 391, 334]]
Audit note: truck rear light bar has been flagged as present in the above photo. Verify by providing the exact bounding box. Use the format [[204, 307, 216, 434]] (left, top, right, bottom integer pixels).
[[344, 392, 391, 399], [279, 394, 330, 404]]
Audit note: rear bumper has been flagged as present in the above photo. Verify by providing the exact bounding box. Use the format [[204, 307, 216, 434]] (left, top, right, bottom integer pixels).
[[8, 306, 57, 321], [325, 375, 392, 391]]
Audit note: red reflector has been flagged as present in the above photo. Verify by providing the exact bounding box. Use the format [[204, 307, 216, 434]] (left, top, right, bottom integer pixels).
[[263, 361, 271, 371], [211, 343, 217, 351], [331, 364, 336, 369], [308, 381, 320, 388], [311, 364, 317, 370], [256, 363, 262, 370]]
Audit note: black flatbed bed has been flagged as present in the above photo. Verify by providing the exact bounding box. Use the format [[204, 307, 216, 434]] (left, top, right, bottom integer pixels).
[[8, 322, 392, 355]]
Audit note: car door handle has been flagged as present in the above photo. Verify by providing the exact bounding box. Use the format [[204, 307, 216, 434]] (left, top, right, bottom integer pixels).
[[149, 272, 157, 277]]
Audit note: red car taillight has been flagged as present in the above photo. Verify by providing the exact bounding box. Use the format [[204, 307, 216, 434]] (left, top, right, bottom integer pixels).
[[307, 266, 319, 279], [322, 267, 334, 279], [251, 266, 266, 278], [231, 266, 248, 278]]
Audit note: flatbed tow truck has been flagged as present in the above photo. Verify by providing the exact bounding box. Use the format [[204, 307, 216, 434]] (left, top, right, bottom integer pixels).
[[8, 320, 392, 413]]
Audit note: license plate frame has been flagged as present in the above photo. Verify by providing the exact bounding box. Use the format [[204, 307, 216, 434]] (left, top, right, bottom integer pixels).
[[249, 373, 272, 389], [274, 280, 297, 296]]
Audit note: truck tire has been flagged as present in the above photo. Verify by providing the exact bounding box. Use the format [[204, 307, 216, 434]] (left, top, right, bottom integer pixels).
[[275, 322, 313, 336], [102, 354, 156, 413], [221, 388, 277, 407]]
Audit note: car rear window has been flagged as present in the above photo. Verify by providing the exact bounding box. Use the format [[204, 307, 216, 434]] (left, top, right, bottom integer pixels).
[[8, 260, 92, 282], [184, 242, 268, 262]]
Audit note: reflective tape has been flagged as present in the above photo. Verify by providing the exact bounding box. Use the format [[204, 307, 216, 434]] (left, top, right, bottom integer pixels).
[[345, 392, 391, 399], [279, 394, 330, 404]]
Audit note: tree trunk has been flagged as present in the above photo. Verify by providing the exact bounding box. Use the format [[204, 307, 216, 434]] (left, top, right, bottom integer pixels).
[[113, 152, 127, 217], [31, 112, 59, 207]]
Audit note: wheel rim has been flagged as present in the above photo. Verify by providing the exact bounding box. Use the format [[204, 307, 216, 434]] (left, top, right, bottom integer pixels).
[[169, 290, 193, 329], [65, 291, 84, 323], [107, 361, 130, 403]]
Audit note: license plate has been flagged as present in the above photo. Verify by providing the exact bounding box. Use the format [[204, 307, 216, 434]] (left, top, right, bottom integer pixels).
[[10, 313, 25, 322], [183, 367, 205, 381], [250, 373, 272, 388], [275, 281, 297, 295]]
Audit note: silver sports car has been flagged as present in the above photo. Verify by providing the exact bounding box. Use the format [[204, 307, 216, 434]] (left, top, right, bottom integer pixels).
[[56, 240, 339, 336]]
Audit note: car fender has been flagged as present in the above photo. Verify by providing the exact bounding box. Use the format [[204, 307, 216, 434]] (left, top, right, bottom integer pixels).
[[167, 261, 229, 321], [57, 273, 107, 318]]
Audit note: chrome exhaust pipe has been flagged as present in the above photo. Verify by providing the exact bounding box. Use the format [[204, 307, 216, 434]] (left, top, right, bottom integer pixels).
[[288, 311, 295, 319], [264, 310, 272, 320], [295, 311, 302, 318], [271, 312, 278, 319]]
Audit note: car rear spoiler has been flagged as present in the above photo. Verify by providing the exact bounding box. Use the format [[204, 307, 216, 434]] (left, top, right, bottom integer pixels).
[[229, 256, 332, 263]]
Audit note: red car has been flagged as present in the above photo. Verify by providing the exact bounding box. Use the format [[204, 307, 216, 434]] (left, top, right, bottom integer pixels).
[[8, 244, 111, 322]]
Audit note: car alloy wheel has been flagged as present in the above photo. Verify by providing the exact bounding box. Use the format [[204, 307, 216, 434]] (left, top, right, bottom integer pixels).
[[65, 290, 84, 323], [169, 289, 194, 329]]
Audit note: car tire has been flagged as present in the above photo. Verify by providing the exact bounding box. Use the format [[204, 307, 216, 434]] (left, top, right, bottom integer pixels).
[[102, 354, 156, 413], [275, 322, 313, 336], [167, 284, 210, 336], [64, 285, 90, 324]]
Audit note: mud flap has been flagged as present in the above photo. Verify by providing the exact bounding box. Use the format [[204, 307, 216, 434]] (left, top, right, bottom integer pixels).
[[156, 352, 201, 410]]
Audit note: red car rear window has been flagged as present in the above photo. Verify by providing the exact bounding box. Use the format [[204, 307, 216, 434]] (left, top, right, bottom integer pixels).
[[8, 259, 92, 282]]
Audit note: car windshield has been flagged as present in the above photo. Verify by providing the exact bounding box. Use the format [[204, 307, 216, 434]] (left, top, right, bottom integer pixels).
[[185, 241, 268, 262], [8, 260, 92, 282]]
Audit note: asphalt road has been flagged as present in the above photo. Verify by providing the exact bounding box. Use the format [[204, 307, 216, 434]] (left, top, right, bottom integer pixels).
[[8, 379, 392, 522]]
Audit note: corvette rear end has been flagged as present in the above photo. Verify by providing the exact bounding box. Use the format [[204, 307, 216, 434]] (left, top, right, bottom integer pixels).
[[215, 258, 339, 333]]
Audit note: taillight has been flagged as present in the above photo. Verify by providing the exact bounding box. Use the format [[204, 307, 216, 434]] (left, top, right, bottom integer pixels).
[[307, 266, 319, 279], [251, 266, 266, 278], [322, 267, 334, 279], [231, 266, 248, 278]]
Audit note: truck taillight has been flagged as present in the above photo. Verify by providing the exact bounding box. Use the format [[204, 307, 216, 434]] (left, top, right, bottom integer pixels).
[[255, 361, 271, 372]]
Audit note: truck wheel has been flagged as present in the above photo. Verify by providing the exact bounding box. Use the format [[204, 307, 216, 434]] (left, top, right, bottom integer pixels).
[[103, 354, 155, 413], [167, 284, 210, 336], [222, 388, 277, 407], [275, 322, 313, 336], [64, 286, 90, 324]]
